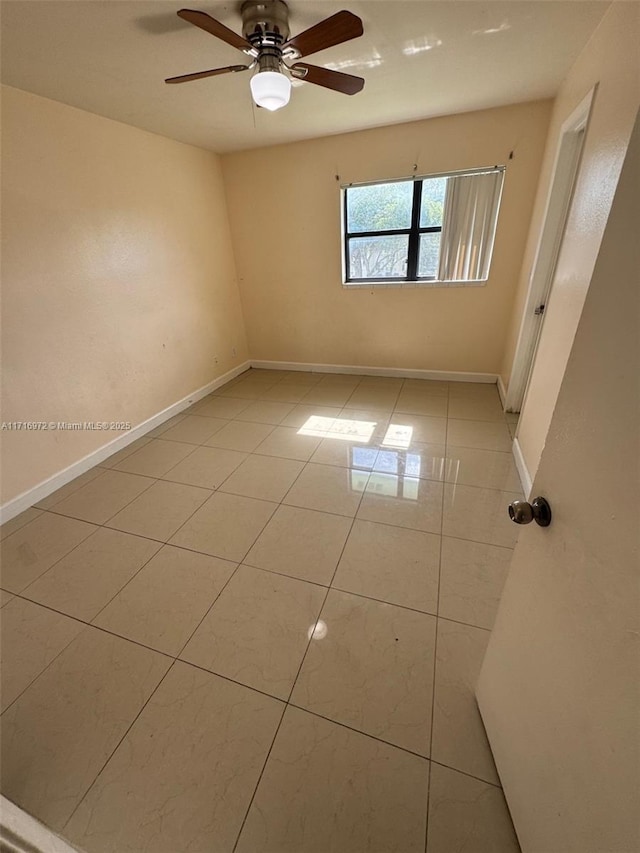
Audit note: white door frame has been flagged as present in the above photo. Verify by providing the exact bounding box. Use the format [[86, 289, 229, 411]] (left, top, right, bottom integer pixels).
[[504, 86, 596, 413]]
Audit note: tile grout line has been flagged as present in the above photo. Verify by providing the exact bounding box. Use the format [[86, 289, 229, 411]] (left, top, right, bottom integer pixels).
[[60, 659, 180, 836], [16, 471, 211, 602], [239, 549, 498, 632], [105, 436, 205, 479], [5, 583, 491, 685], [2, 445, 268, 721], [425, 382, 450, 853], [230, 447, 376, 851], [0, 615, 89, 719], [57, 457, 295, 840], [282, 703, 503, 789], [37, 463, 163, 529], [85, 476, 238, 628], [39, 473, 520, 540], [4, 588, 502, 794]]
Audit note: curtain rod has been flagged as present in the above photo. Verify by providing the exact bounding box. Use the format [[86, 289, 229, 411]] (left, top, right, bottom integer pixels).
[[340, 164, 505, 189]]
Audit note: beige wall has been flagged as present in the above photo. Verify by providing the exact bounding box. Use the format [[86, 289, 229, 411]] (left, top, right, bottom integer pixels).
[[1, 85, 248, 505], [502, 2, 639, 479], [221, 100, 551, 374]]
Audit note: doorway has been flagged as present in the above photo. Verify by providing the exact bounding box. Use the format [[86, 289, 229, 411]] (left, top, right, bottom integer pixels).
[[505, 87, 595, 414]]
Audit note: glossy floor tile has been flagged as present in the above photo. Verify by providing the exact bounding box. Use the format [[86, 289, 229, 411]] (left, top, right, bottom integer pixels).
[[245, 504, 351, 585], [443, 483, 522, 548], [1, 626, 170, 831], [98, 436, 152, 468], [344, 385, 401, 410], [358, 473, 443, 534], [280, 403, 342, 429], [218, 453, 304, 502], [439, 537, 513, 630], [162, 445, 247, 489], [158, 413, 228, 445], [0, 598, 84, 712], [0, 512, 97, 592], [254, 424, 323, 461], [373, 442, 447, 482], [65, 663, 283, 853], [106, 479, 212, 541], [292, 589, 436, 755], [283, 462, 369, 516], [447, 418, 512, 452], [445, 445, 521, 491], [333, 519, 440, 613], [310, 436, 380, 469], [236, 400, 295, 425], [170, 491, 277, 562], [395, 389, 449, 417], [181, 565, 325, 699], [0, 369, 521, 852], [431, 618, 500, 784], [113, 438, 194, 477], [387, 412, 448, 445], [205, 418, 275, 452], [236, 706, 430, 853], [192, 394, 251, 419], [427, 763, 520, 853], [0, 506, 43, 539], [93, 546, 236, 655], [448, 393, 507, 422], [34, 468, 103, 509], [301, 386, 354, 407], [51, 469, 153, 524], [22, 528, 161, 621], [146, 413, 186, 438], [259, 382, 312, 403], [338, 408, 392, 441]]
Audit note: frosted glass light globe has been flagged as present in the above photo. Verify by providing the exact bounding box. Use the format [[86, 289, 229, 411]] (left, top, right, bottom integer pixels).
[[250, 70, 291, 111]]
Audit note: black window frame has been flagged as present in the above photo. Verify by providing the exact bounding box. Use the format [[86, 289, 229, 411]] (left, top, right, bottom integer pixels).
[[343, 178, 443, 284]]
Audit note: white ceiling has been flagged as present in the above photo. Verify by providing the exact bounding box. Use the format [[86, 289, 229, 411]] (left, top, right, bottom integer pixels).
[[1, 1, 608, 153]]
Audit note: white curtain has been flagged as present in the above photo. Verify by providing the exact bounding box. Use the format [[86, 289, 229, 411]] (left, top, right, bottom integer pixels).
[[437, 169, 504, 282]]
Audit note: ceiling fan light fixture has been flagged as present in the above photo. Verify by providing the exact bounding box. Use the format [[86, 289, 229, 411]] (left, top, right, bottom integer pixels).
[[250, 69, 291, 111]]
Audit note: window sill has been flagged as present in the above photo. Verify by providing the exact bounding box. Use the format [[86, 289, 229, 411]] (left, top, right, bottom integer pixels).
[[342, 279, 487, 290]]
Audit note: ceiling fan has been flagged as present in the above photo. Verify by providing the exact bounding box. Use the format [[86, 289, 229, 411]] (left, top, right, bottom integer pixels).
[[165, 1, 365, 111]]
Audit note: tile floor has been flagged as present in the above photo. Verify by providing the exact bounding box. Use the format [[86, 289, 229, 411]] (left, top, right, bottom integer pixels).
[[0, 369, 523, 852]]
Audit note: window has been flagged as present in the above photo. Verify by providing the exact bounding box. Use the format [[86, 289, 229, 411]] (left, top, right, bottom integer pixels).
[[342, 167, 504, 285]]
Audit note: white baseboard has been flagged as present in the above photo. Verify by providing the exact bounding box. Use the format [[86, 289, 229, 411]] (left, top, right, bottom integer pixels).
[[250, 360, 498, 384], [497, 375, 507, 407], [512, 437, 532, 499], [1, 795, 82, 852], [0, 362, 250, 525]]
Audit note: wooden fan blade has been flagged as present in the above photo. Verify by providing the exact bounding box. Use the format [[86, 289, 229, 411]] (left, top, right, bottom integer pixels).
[[165, 65, 249, 84], [283, 11, 363, 59], [291, 62, 364, 95], [177, 9, 253, 53]]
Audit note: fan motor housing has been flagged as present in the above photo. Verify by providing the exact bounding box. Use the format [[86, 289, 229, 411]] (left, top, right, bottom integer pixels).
[[241, 0, 290, 45]]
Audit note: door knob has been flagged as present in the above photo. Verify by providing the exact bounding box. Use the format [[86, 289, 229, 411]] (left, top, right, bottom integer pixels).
[[508, 497, 552, 527]]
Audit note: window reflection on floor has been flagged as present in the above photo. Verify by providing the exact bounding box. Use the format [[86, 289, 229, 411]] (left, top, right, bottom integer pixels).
[[298, 416, 376, 442], [298, 414, 451, 499], [381, 423, 413, 449], [366, 472, 421, 500], [349, 469, 371, 493]]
